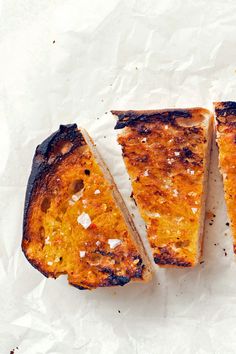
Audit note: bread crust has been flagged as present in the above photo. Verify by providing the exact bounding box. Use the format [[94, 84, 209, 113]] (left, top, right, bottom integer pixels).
[[22, 124, 152, 289], [214, 101, 236, 254], [113, 108, 213, 267], [113, 108, 211, 129]]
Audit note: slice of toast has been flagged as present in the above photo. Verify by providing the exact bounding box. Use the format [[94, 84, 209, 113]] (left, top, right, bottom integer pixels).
[[112, 108, 213, 267], [214, 101, 236, 254], [22, 124, 152, 289]]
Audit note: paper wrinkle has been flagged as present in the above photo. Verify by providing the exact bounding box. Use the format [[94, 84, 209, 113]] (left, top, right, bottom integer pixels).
[[1, 0, 236, 353]]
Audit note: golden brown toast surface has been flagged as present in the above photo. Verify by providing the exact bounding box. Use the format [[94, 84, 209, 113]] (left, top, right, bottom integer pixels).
[[215, 101, 236, 254], [113, 109, 212, 267], [22, 124, 151, 289]]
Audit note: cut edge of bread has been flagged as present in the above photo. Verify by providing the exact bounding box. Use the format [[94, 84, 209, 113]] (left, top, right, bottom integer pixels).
[[196, 110, 213, 265], [81, 128, 153, 281], [214, 101, 236, 254]]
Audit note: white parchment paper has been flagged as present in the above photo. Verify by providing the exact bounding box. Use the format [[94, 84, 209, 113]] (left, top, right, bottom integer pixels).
[[1, 0, 236, 353]]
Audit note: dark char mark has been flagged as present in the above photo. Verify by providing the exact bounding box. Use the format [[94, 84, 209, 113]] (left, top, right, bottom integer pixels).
[[112, 110, 191, 129], [182, 147, 193, 158], [107, 274, 131, 286], [101, 267, 131, 286], [22, 124, 85, 253], [215, 101, 236, 118], [70, 284, 88, 290], [154, 247, 192, 267]]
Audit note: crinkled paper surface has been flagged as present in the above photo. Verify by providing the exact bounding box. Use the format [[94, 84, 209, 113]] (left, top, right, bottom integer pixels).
[[1, 0, 236, 353]]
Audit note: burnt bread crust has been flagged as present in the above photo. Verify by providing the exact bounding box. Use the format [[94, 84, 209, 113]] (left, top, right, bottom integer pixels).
[[113, 108, 209, 130], [23, 124, 85, 239], [215, 101, 236, 121], [113, 108, 213, 267], [22, 124, 152, 289], [214, 101, 236, 254]]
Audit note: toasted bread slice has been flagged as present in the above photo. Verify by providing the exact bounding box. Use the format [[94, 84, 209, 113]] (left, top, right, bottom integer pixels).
[[214, 101, 236, 254], [22, 124, 152, 289], [112, 108, 213, 267]]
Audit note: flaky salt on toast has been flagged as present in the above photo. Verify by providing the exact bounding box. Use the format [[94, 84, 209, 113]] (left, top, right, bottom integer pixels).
[[112, 108, 213, 267], [22, 124, 152, 289], [214, 101, 236, 254]]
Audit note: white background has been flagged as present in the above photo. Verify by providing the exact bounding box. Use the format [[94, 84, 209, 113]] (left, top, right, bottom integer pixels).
[[1, 0, 236, 353]]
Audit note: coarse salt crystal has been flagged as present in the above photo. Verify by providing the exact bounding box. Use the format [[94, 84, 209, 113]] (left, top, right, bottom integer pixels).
[[72, 194, 80, 202], [143, 170, 149, 176], [55, 257, 60, 262], [176, 216, 184, 223], [71, 189, 84, 203], [167, 158, 175, 165], [108, 239, 122, 249], [96, 241, 101, 246], [94, 189, 100, 195], [47, 261, 53, 266], [174, 151, 180, 156], [191, 208, 198, 214], [45, 236, 51, 245], [173, 189, 179, 197], [141, 138, 147, 143], [164, 125, 169, 130], [151, 212, 161, 218], [77, 212, 91, 229], [79, 251, 86, 258]]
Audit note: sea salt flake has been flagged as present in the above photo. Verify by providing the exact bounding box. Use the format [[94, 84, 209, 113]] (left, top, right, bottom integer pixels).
[[191, 208, 198, 214], [77, 212, 91, 229], [108, 239, 122, 249], [173, 189, 179, 197], [174, 151, 180, 156], [47, 261, 53, 266], [45, 236, 51, 245], [167, 158, 174, 165], [94, 189, 101, 195], [72, 194, 79, 202], [141, 137, 147, 143], [176, 216, 184, 223], [96, 241, 101, 246], [147, 212, 161, 218], [79, 251, 86, 258], [143, 170, 149, 176]]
